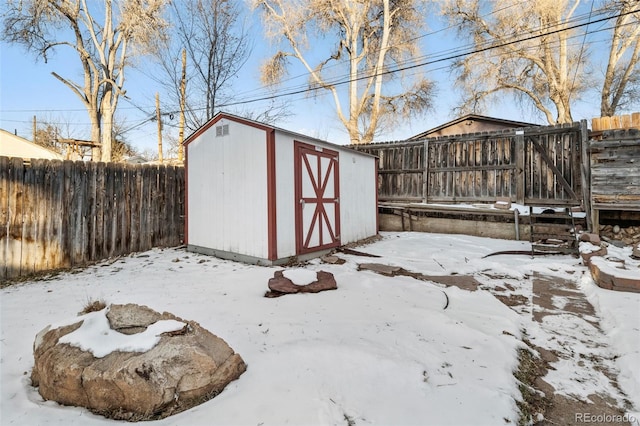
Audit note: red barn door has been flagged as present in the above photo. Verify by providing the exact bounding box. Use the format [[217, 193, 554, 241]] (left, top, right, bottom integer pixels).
[[294, 142, 341, 254]]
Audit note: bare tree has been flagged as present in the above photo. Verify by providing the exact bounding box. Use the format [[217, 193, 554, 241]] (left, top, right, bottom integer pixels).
[[255, 0, 435, 144], [443, 0, 590, 124], [33, 123, 64, 154], [152, 0, 257, 132], [2, 0, 168, 161], [31, 113, 79, 154], [600, 0, 640, 117]]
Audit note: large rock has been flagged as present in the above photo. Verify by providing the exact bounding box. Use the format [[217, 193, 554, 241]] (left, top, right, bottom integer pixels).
[[578, 241, 608, 266], [266, 270, 337, 297], [588, 258, 640, 293], [31, 304, 246, 420]]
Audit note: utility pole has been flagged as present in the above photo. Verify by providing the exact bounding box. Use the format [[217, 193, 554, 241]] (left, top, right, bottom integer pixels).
[[156, 92, 163, 163], [178, 48, 186, 163], [32, 115, 37, 143]]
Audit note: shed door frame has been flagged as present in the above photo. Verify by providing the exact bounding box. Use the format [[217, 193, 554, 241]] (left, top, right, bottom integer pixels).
[[294, 141, 341, 255]]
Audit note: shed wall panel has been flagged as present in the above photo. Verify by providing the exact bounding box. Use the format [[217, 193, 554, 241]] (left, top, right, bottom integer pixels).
[[187, 122, 269, 258], [187, 113, 378, 264], [274, 131, 377, 254], [339, 152, 378, 243], [274, 134, 296, 258]]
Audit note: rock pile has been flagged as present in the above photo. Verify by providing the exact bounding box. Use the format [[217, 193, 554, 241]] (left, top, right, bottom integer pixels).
[[599, 224, 640, 246]]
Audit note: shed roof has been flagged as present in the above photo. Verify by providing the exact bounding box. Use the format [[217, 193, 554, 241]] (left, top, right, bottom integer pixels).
[[0, 129, 63, 160], [184, 111, 377, 158]]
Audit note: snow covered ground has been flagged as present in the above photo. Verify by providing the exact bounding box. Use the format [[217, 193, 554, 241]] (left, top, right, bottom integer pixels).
[[1, 232, 638, 425]]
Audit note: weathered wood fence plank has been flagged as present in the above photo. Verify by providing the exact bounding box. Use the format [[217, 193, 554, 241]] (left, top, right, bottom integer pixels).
[[354, 122, 584, 206], [0, 158, 185, 281]]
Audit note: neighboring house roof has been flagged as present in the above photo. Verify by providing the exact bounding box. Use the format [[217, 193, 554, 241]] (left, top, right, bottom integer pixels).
[[0, 128, 63, 160], [408, 114, 538, 140]]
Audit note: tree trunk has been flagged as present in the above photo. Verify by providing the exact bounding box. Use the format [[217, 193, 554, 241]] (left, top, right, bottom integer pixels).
[[90, 108, 102, 162], [101, 90, 114, 163]]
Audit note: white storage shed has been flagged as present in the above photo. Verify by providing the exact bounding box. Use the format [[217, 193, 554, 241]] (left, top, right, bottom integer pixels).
[[184, 112, 378, 265]]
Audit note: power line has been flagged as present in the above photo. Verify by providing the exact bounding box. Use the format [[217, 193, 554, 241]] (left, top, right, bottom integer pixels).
[[1, 5, 636, 120], [174, 7, 639, 114]]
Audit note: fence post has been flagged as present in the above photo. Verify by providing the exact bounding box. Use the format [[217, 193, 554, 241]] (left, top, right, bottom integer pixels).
[[515, 130, 525, 204], [422, 139, 429, 203], [579, 119, 593, 232]]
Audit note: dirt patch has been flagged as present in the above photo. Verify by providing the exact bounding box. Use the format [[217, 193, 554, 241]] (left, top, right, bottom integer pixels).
[[357, 263, 479, 291], [494, 293, 529, 307], [525, 273, 633, 425], [515, 338, 632, 426], [532, 274, 599, 326], [514, 345, 552, 425]]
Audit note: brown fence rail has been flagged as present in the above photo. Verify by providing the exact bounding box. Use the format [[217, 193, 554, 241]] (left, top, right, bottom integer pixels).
[[355, 122, 588, 207], [0, 157, 185, 280]]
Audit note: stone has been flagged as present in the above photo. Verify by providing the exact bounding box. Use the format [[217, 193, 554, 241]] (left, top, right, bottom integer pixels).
[[31, 304, 246, 421], [357, 263, 402, 276], [494, 197, 511, 210], [579, 233, 601, 245], [578, 241, 607, 266], [589, 260, 640, 293], [321, 255, 346, 265], [633, 243, 640, 260], [266, 270, 337, 297]]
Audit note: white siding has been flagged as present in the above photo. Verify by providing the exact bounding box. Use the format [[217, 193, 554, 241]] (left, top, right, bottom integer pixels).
[[187, 114, 377, 263], [0, 129, 63, 160], [338, 152, 378, 243], [274, 131, 296, 258], [187, 120, 269, 259], [274, 131, 377, 251]]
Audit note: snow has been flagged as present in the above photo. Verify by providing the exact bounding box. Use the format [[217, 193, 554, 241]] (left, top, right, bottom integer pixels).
[[55, 308, 185, 358], [579, 241, 603, 254], [406, 202, 587, 218], [580, 244, 640, 424], [282, 268, 318, 285], [1, 232, 638, 425], [591, 256, 640, 280]]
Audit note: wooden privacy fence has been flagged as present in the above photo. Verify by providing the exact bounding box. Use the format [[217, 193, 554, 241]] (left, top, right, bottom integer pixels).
[[1, 157, 185, 280], [355, 121, 588, 207], [589, 128, 640, 230]]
